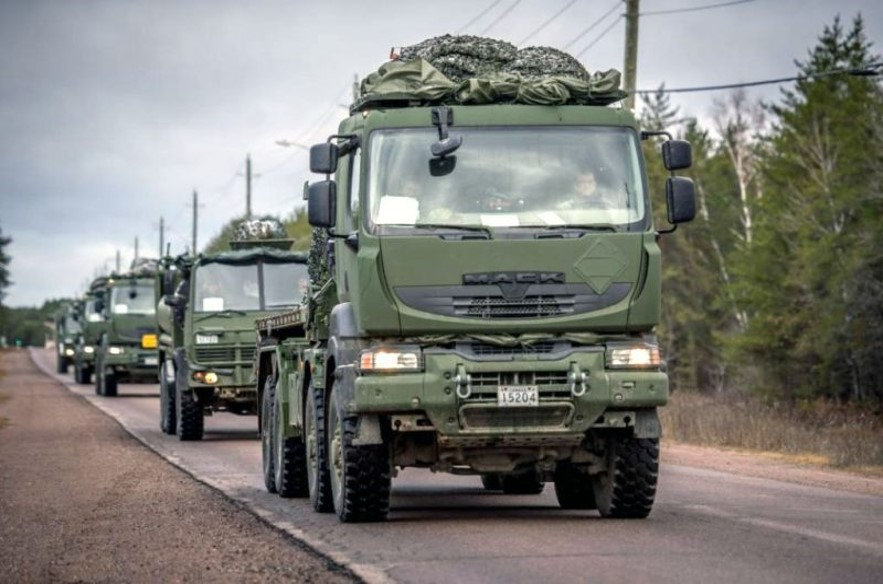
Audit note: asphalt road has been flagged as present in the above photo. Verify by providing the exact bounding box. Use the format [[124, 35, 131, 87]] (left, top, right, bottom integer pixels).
[[32, 349, 883, 584]]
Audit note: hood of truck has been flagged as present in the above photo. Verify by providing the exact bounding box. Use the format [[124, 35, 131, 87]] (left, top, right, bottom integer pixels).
[[372, 232, 658, 336]]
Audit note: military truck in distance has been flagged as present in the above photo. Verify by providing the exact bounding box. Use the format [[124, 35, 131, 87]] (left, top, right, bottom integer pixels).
[[253, 45, 696, 522], [73, 277, 110, 385], [54, 301, 82, 374], [156, 222, 310, 441], [93, 261, 159, 397]]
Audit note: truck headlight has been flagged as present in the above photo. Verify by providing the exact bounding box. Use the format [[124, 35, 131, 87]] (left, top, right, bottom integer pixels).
[[84, 346, 95, 354], [108, 346, 125, 355], [65, 348, 75, 356], [605, 343, 661, 370], [359, 348, 422, 372]]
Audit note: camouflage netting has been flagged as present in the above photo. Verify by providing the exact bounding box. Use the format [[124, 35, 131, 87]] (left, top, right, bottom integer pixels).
[[129, 257, 158, 276], [356, 34, 625, 109], [233, 218, 287, 241], [308, 228, 329, 286]]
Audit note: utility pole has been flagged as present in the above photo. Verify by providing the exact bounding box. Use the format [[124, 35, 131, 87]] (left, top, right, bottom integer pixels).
[[623, 0, 640, 112], [245, 154, 252, 219], [192, 189, 198, 254], [134, 236, 139, 264], [115, 250, 121, 273], [158, 216, 164, 259]]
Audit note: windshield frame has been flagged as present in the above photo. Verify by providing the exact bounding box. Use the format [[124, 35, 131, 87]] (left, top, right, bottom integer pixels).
[[191, 259, 308, 313], [362, 124, 652, 236]]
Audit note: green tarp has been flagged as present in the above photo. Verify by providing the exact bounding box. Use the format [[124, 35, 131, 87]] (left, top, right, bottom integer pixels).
[[354, 58, 626, 110]]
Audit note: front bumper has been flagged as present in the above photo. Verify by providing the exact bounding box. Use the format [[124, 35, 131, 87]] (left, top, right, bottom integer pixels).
[[353, 347, 667, 441], [105, 348, 159, 377]]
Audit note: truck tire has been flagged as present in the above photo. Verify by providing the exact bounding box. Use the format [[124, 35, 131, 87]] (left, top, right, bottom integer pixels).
[[274, 378, 308, 498], [501, 468, 545, 495], [327, 382, 391, 522], [554, 462, 597, 509], [159, 360, 176, 435], [100, 367, 118, 398], [305, 381, 333, 512], [94, 353, 103, 396], [480, 474, 503, 490], [175, 350, 204, 441], [593, 436, 659, 519], [261, 375, 277, 493], [57, 353, 68, 374], [75, 362, 90, 385]]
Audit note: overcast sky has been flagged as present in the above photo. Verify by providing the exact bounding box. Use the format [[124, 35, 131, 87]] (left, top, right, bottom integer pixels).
[[1, 0, 880, 306]]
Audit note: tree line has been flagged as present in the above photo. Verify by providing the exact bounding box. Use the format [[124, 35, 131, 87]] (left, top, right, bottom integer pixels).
[[643, 15, 882, 404]]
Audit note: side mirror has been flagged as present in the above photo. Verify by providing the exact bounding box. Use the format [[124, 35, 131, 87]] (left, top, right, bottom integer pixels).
[[662, 140, 692, 170], [308, 180, 337, 228], [666, 177, 697, 224], [310, 143, 339, 174]]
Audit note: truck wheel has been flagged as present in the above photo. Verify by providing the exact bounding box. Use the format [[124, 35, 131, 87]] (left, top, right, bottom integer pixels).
[[554, 462, 597, 509], [159, 360, 176, 435], [274, 378, 308, 498], [305, 381, 333, 512], [175, 351, 204, 441], [94, 354, 104, 395], [501, 468, 545, 495], [480, 474, 503, 491], [327, 382, 391, 522], [261, 376, 277, 493], [78, 364, 92, 385], [101, 367, 118, 397], [57, 353, 68, 374], [593, 436, 659, 519]]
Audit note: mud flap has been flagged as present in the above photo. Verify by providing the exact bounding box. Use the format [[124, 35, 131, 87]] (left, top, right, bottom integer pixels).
[[353, 414, 383, 445], [634, 408, 661, 439]]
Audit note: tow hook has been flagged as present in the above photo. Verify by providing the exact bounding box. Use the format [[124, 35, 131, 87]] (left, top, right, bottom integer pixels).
[[454, 364, 472, 399], [569, 363, 588, 397]]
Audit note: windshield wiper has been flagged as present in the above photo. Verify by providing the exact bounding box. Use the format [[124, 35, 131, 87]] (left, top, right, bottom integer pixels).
[[411, 223, 492, 239], [195, 309, 249, 321]]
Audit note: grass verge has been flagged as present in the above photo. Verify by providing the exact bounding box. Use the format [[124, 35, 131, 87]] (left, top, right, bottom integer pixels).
[[660, 391, 883, 470]]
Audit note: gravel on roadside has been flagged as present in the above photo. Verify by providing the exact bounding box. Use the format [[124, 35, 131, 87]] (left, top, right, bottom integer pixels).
[[0, 349, 357, 583]]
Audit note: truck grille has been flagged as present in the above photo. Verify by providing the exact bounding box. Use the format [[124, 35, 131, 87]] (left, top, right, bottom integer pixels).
[[194, 345, 254, 364], [453, 295, 574, 319], [460, 404, 573, 431], [466, 371, 571, 400], [469, 342, 557, 356]]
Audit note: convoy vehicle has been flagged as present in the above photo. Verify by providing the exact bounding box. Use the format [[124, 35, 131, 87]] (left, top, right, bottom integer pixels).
[[155, 224, 310, 440], [253, 49, 696, 522], [93, 261, 159, 396], [73, 277, 110, 385], [54, 301, 82, 374]]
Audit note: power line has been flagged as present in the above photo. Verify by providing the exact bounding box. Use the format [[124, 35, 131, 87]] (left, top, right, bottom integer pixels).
[[456, 0, 506, 34], [563, 1, 622, 49], [479, 0, 524, 36], [641, 0, 755, 16], [574, 15, 623, 58], [517, 0, 579, 46], [633, 62, 882, 94]]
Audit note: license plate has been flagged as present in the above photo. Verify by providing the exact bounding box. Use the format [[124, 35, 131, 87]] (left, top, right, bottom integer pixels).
[[143, 356, 158, 366], [497, 385, 539, 407], [196, 334, 219, 344]]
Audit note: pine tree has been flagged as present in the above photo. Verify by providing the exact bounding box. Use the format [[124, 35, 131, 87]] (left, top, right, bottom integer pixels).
[[0, 225, 11, 308]]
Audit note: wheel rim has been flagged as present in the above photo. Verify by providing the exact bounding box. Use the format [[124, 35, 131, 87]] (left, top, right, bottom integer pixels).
[[306, 392, 318, 495], [327, 388, 343, 510], [261, 391, 272, 479]]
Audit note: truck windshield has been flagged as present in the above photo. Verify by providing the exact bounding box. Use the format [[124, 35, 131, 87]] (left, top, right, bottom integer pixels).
[[110, 284, 156, 316], [85, 299, 104, 322], [64, 315, 81, 333], [367, 126, 647, 231], [194, 261, 308, 312], [263, 262, 310, 309]]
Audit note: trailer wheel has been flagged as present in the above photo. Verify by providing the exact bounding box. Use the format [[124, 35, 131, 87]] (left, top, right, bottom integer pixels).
[[274, 378, 308, 498], [554, 462, 597, 509], [159, 359, 176, 434], [327, 381, 391, 522], [261, 375, 277, 493], [175, 349, 203, 441], [305, 381, 332, 512], [501, 468, 545, 495], [593, 436, 659, 519]]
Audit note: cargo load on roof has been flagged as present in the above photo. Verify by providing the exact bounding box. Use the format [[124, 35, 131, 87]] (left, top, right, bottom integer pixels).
[[353, 34, 625, 111]]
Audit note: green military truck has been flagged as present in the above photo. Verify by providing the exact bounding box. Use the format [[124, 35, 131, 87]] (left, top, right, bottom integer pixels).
[[93, 261, 160, 396], [73, 277, 110, 385], [253, 41, 696, 522], [155, 221, 310, 441], [54, 301, 82, 374]]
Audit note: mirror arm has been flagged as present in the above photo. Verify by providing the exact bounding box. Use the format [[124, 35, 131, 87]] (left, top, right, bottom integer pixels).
[[641, 129, 673, 141], [655, 224, 678, 239]]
